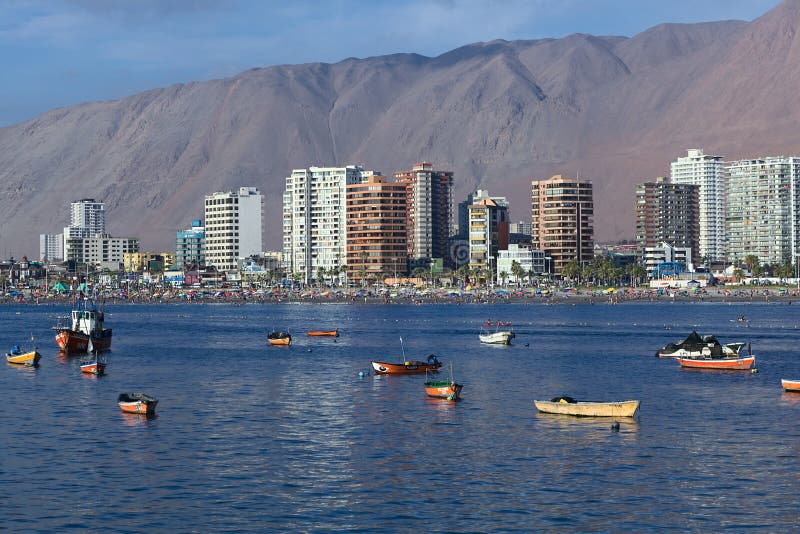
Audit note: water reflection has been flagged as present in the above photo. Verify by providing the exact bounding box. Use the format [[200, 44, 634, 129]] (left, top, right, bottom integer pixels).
[[119, 413, 158, 426]]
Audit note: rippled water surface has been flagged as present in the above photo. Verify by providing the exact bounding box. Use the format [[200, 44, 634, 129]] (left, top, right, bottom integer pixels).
[[2, 301, 799, 531]]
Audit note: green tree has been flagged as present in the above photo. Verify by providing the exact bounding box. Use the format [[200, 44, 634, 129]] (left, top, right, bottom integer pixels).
[[743, 255, 760, 275], [510, 260, 525, 287], [499, 270, 509, 287], [562, 260, 580, 282]]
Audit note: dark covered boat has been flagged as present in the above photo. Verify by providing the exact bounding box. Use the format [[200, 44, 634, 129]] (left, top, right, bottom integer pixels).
[[267, 331, 292, 346], [656, 331, 746, 358], [118, 392, 158, 414]]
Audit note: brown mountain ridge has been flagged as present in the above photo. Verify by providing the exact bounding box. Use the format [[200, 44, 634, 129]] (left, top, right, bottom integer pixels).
[[0, 0, 798, 256]]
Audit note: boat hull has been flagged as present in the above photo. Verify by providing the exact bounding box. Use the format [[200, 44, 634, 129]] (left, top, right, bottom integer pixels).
[[307, 330, 339, 337], [55, 329, 112, 353], [81, 361, 106, 375], [781, 379, 800, 392], [677, 356, 755, 370], [479, 331, 515, 344], [6, 350, 41, 365], [534, 400, 640, 417], [372, 360, 442, 375], [267, 337, 291, 346], [424, 381, 463, 400], [118, 393, 158, 415]]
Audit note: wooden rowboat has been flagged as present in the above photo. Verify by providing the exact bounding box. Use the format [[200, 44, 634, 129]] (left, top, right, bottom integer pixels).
[[424, 363, 462, 401], [677, 356, 755, 370], [6, 349, 41, 366], [372, 354, 441, 375], [534, 398, 640, 417], [307, 330, 339, 337], [267, 331, 292, 346], [781, 379, 800, 392], [118, 393, 158, 415]]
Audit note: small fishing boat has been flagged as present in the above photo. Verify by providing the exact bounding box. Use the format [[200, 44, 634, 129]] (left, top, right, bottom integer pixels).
[[307, 330, 339, 337], [372, 354, 442, 375], [267, 331, 292, 346], [781, 379, 800, 392], [6, 342, 41, 366], [479, 330, 515, 345], [424, 364, 462, 400], [677, 355, 755, 370], [534, 397, 640, 417], [656, 331, 746, 358], [80, 338, 106, 375], [484, 321, 512, 327], [118, 393, 158, 415]]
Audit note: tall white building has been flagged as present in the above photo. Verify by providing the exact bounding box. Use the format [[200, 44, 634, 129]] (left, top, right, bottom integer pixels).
[[204, 187, 263, 272], [65, 234, 139, 271], [39, 233, 64, 262], [63, 198, 106, 254], [670, 149, 726, 262], [283, 165, 375, 284], [725, 157, 800, 266]]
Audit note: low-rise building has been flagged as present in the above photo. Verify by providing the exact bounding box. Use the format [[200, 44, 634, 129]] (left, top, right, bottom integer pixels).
[[496, 244, 547, 284]]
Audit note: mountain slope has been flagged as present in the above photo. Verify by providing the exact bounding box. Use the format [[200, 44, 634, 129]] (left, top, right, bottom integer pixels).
[[0, 1, 796, 257]]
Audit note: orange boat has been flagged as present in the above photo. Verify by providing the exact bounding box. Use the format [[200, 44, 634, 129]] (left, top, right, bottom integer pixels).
[[677, 356, 755, 370], [424, 364, 462, 400], [54, 297, 112, 353], [781, 379, 800, 392], [307, 330, 339, 337], [372, 354, 442, 375], [267, 331, 292, 346], [118, 393, 158, 415]]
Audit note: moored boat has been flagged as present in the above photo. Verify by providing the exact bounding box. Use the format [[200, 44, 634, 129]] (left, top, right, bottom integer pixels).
[[307, 330, 339, 337], [484, 321, 512, 327], [424, 364, 462, 400], [6, 344, 41, 366], [677, 355, 755, 370], [80, 339, 106, 375], [656, 331, 745, 358], [267, 331, 292, 346], [479, 330, 515, 345], [781, 379, 800, 392], [534, 397, 640, 417], [53, 297, 112, 353], [372, 354, 442, 375], [118, 393, 158, 415]]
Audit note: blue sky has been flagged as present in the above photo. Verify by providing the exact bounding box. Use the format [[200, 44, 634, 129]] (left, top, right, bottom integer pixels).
[[0, 0, 780, 126]]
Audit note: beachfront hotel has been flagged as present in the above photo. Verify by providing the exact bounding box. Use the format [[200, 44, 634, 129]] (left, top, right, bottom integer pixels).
[[635, 176, 699, 265], [204, 187, 263, 272], [175, 220, 206, 268], [531, 174, 594, 275], [725, 156, 800, 266], [283, 166, 377, 284], [394, 162, 454, 268], [345, 174, 407, 283], [670, 149, 726, 262], [467, 190, 510, 272]]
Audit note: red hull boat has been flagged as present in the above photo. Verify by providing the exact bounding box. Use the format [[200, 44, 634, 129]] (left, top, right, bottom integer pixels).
[[54, 297, 112, 353], [372, 354, 442, 375], [677, 355, 755, 370]]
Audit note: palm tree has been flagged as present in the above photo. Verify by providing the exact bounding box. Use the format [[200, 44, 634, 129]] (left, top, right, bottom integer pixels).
[[743, 255, 760, 275], [510, 260, 525, 287], [499, 270, 509, 287], [562, 260, 580, 283]]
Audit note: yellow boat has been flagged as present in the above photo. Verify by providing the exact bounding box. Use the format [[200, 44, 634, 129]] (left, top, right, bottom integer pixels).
[[534, 398, 640, 417], [6, 345, 42, 366]]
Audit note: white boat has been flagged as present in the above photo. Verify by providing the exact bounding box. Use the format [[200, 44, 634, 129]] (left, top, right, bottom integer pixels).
[[534, 398, 640, 417], [479, 331, 515, 345]]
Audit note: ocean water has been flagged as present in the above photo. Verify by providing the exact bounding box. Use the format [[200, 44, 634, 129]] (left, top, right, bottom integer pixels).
[[2, 301, 799, 531]]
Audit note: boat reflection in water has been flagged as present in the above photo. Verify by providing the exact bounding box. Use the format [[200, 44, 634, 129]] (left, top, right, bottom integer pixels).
[[119, 412, 158, 426]]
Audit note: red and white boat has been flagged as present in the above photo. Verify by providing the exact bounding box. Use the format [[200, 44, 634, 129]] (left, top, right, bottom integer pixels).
[[80, 338, 107, 375], [781, 379, 800, 392], [677, 355, 755, 370], [54, 297, 112, 353], [372, 354, 442, 375]]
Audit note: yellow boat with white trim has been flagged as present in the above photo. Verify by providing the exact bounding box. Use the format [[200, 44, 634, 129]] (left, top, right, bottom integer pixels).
[[534, 397, 639, 417]]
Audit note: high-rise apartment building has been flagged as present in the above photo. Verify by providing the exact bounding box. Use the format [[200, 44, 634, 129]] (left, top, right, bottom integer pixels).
[[670, 149, 726, 262], [725, 157, 800, 266], [65, 234, 139, 271], [394, 162, 453, 265], [204, 187, 263, 272], [467, 190, 509, 272], [62, 198, 106, 253], [531, 174, 594, 274], [635, 176, 699, 265], [39, 234, 64, 262], [345, 175, 407, 283], [283, 166, 375, 284], [175, 220, 206, 268]]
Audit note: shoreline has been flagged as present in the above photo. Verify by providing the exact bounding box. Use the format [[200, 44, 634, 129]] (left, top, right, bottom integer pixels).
[[2, 287, 797, 306]]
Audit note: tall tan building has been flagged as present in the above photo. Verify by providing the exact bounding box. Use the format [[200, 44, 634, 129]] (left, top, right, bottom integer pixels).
[[467, 190, 509, 272], [346, 175, 407, 283], [635, 177, 699, 265], [394, 162, 453, 266], [531, 175, 594, 274]]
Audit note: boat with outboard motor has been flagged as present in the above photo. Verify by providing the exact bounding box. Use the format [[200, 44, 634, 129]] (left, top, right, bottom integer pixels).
[[54, 297, 112, 353], [656, 331, 745, 358], [6, 341, 41, 366], [372, 354, 442, 375]]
